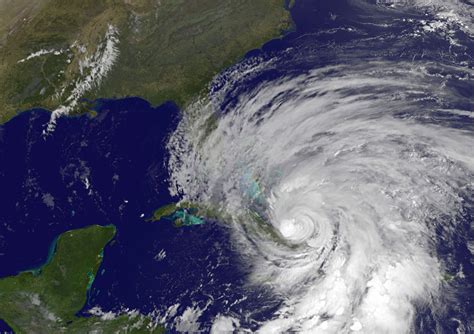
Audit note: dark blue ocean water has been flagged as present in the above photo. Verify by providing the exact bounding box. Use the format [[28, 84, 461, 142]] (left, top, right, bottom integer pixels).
[[1, 0, 473, 332], [0, 99, 179, 277], [0, 99, 281, 332]]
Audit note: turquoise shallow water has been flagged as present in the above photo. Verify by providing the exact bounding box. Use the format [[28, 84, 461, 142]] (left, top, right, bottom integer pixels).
[[1, 0, 473, 332]]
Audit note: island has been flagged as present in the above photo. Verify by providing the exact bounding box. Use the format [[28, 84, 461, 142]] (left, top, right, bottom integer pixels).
[[0, 225, 164, 333], [149, 202, 213, 227]]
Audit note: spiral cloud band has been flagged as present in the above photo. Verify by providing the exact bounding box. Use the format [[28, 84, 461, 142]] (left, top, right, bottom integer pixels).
[[167, 6, 473, 331]]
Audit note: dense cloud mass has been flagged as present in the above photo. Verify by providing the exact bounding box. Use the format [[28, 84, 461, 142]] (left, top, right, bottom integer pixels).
[[168, 1, 473, 333]]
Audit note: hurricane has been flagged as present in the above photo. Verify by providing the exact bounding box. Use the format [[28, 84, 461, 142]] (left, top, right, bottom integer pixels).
[[167, 1, 473, 333]]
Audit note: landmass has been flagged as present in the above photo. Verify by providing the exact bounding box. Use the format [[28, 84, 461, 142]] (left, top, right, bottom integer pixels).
[[150, 201, 300, 249], [0, 1, 294, 330], [150, 202, 212, 227], [149, 174, 267, 226], [0, 225, 164, 333], [0, 0, 292, 123]]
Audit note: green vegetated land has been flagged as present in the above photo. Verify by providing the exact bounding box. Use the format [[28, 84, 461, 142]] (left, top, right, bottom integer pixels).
[[149, 201, 228, 227], [150, 201, 300, 249], [0, 0, 292, 123], [0, 1, 292, 331], [150, 202, 207, 227], [0, 225, 164, 333]]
